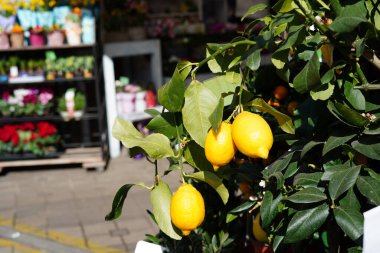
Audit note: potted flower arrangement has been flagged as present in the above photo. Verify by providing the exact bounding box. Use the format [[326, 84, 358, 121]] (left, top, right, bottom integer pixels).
[[0, 122, 60, 157], [0, 27, 10, 49], [10, 23, 24, 48], [0, 88, 54, 117], [64, 56, 75, 79], [83, 56, 94, 78], [29, 26, 45, 46], [65, 9, 82, 45], [57, 88, 86, 121], [47, 24, 65, 46], [0, 1, 16, 33]]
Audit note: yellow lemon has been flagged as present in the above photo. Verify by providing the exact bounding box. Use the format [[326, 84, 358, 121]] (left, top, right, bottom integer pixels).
[[232, 111, 273, 159], [253, 213, 268, 243], [204, 122, 236, 171], [170, 184, 205, 236]]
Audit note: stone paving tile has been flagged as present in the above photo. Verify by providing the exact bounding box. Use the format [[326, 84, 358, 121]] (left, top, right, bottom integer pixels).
[[83, 221, 117, 236], [86, 234, 126, 249], [52, 226, 84, 238]]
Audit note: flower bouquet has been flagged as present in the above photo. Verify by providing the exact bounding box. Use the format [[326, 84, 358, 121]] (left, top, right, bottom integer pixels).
[[47, 24, 64, 46], [0, 88, 54, 117], [10, 23, 24, 48], [57, 89, 86, 121], [0, 122, 60, 157], [65, 9, 82, 45], [30, 26, 45, 46]]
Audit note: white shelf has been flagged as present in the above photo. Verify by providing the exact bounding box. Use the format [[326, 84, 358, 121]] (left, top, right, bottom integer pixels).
[[118, 106, 163, 122]]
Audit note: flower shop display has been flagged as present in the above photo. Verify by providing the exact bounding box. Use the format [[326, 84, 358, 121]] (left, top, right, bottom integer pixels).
[[65, 10, 82, 45], [0, 88, 54, 116], [57, 88, 86, 121], [29, 26, 45, 46], [9, 23, 24, 48], [47, 24, 64, 46], [0, 121, 60, 156], [0, 1, 17, 32], [0, 28, 10, 49]]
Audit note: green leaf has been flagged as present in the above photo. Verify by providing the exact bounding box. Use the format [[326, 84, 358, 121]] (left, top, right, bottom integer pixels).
[[322, 164, 348, 181], [366, 168, 380, 183], [334, 206, 363, 241], [146, 112, 179, 139], [366, 0, 380, 30], [150, 180, 182, 240], [284, 204, 329, 243], [209, 97, 225, 133], [310, 83, 334, 101], [112, 118, 174, 159], [321, 69, 335, 84], [352, 137, 380, 160], [286, 187, 327, 204], [323, 130, 356, 155], [158, 67, 186, 112], [186, 171, 229, 204], [229, 200, 256, 214], [182, 80, 218, 147], [105, 184, 134, 220], [340, 188, 360, 211], [271, 49, 288, 70], [246, 48, 261, 71], [183, 141, 213, 171], [329, 165, 361, 200], [329, 1, 368, 33], [293, 51, 321, 94], [260, 192, 282, 229], [204, 75, 240, 106], [284, 161, 299, 179], [294, 172, 323, 188], [327, 100, 369, 128], [356, 176, 380, 205], [273, 0, 297, 13], [241, 3, 268, 20], [264, 151, 295, 178], [301, 141, 324, 159], [344, 81, 366, 111], [248, 98, 295, 134], [226, 213, 238, 223]]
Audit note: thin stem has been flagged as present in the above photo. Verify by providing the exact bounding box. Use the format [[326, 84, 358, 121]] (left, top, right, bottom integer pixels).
[[174, 115, 186, 184], [354, 84, 380, 91], [356, 62, 369, 84], [191, 40, 256, 77], [154, 160, 158, 176]]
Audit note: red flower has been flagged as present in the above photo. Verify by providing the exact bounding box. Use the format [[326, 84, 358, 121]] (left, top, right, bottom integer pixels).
[[11, 132, 19, 146], [0, 125, 17, 142], [19, 123, 35, 131], [36, 122, 57, 137], [30, 132, 36, 141]]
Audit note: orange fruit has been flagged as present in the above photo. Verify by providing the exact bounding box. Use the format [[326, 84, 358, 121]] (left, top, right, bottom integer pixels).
[[287, 101, 299, 115], [273, 85, 288, 101]]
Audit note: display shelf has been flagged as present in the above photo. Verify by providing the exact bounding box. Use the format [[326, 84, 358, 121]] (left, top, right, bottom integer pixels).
[[0, 113, 99, 124], [0, 44, 95, 53], [1, 77, 96, 86], [118, 105, 163, 122], [0, 147, 106, 172]]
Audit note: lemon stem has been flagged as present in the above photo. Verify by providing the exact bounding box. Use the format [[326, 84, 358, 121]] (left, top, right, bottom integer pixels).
[[154, 160, 158, 177], [174, 115, 186, 184]]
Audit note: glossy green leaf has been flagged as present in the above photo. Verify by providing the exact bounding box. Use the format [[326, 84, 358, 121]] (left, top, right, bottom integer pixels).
[[284, 161, 299, 179], [334, 206, 363, 241], [273, 0, 297, 13], [158, 67, 185, 112], [339, 188, 360, 211], [105, 184, 134, 220], [183, 141, 213, 171], [367, 168, 380, 183], [293, 51, 321, 94], [261, 192, 282, 229], [182, 80, 218, 147], [241, 3, 268, 20], [284, 204, 329, 243], [204, 75, 240, 106], [147, 112, 179, 139], [271, 49, 288, 69], [356, 176, 380, 205], [150, 180, 182, 240], [329, 165, 360, 200], [329, 1, 368, 33], [286, 187, 327, 204], [226, 213, 238, 223], [186, 171, 229, 204], [248, 98, 295, 134], [279, 25, 306, 51], [310, 83, 334, 101], [352, 138, 380, 160], [209, 97, 224, 133], [366, 0, 380, 30], [321, 69, 335, 84], [294, 172, 323, 188], [322, 164, 348, 181], [327, 100, 369, 128], [229, 200, 256, 214], [264, 151, 295, 178], [246, 48, 261, 71], [113, 118, 174, 159], [344, 81, 366, 111], [301, 141, 324, 159], [322, 130, 356, 156]]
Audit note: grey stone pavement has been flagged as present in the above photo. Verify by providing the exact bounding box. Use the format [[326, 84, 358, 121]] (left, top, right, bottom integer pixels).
[[0, 148, 180, 252]]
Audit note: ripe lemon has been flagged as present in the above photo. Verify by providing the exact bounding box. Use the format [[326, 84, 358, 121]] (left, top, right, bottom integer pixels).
[[204, 122, 236, 171], [252, 213, 268, 243], [231, 111, 273, 159], [170, 184, 205, 236]]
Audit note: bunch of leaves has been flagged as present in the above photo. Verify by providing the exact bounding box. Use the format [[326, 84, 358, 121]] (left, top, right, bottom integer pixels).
[[57, 89, 86, 112], [106, 0, 380, 252]]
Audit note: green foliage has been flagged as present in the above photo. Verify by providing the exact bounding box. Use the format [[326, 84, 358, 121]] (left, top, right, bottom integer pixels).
[[57, 89, 87, 112], [108, 0, 380, 252]]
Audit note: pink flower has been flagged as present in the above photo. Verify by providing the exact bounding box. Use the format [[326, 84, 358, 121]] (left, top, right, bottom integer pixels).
[[38, 90, 53, 105], [2, 90, 10, 101]]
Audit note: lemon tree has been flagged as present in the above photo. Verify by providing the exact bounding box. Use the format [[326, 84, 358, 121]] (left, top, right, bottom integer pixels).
[[106, 0, 380, 252]]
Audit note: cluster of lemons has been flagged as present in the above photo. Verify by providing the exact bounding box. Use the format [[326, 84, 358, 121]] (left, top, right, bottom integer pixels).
[[170, 111, 274, 238]]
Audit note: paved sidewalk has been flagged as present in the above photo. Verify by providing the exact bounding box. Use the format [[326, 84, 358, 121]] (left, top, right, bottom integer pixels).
[[0, 149, 180, 252]]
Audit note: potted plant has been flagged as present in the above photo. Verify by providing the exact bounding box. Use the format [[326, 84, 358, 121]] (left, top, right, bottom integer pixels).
[[57, 89, 86, 121], [47, 24, 65, 46], [64, 56, 75, 79], [55, 57, 65, 78], [83, 56, 94, 78], [65, 10, 81, 45], [9, 23, 24, 48], [0, 59, 9, 83], [0, 27, 10, 49], [29, 26, 45, 46]]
